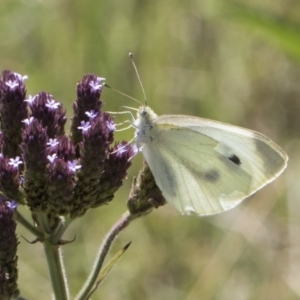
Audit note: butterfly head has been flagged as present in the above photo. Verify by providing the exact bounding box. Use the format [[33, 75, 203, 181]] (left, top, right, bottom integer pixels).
[[134, 106, 158, 147], [137, 106, 158, 123]]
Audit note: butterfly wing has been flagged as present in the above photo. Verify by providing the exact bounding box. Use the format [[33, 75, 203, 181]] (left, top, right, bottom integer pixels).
[[141, 115, 287, 216]]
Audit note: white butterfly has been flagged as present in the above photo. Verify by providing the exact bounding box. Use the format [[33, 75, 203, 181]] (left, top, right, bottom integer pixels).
[[134, 106, 288, 216]]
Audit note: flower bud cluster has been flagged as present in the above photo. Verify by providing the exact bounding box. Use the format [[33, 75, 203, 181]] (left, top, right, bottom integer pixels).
[[0, 71, 136, 218]]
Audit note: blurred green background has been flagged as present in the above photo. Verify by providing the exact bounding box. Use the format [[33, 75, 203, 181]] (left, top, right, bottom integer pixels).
[[1, 0, 300, 299]]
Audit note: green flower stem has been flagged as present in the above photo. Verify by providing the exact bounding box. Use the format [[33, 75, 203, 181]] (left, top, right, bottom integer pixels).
[[36, 212, 52, 236], [75, 211, 139, 300], [14, 209, 42, 238], [50, 217, 72, 244], [43, 240, 70, 300]]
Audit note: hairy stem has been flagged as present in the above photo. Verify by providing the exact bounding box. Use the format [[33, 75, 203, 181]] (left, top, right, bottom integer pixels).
[[14, 209, 42, 238], [75, 211, 139, 300], [43, 241, 70, 300]]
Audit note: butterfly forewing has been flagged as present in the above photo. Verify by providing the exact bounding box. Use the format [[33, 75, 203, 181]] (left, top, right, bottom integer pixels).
[[135, 107, 288, 216]]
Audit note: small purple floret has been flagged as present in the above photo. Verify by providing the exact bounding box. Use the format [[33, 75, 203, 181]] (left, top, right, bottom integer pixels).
[[22, 117, 34, 125], [78, 121, 91, 132], [106, 120, 116, 132], [45, 99, 60, 110], [47, 153, 57, 163], [5, 80, 19, 90], [6, 200, 18, 210], [8, 156, 23, 168], [89, 77, 105, 92], [85, 110, 98, 119], [67, 160, 81, 173], [47, 138, 59, 147], [24, 95, 36, 104]]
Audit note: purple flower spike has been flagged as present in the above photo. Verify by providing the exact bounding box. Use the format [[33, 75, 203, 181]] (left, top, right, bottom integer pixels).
[[71, 74, 105, 146], [0, 70, 28, 157], [21, 119, 49, 212], [0, 197, 18, 298], [47, 158, 76, 215]]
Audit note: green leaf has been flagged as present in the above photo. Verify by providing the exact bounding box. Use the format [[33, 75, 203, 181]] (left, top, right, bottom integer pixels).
[[86, 242, 132, 299]]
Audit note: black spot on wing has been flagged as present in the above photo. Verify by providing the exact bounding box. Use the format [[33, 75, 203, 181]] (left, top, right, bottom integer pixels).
[[204, 169, 219, 182], [228, 154, 241, 166]]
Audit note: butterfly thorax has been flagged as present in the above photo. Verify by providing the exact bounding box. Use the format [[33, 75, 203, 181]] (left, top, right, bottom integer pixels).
[[134, 106, 158, 148]]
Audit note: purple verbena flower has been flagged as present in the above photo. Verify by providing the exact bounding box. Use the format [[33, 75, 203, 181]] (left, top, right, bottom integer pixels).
[[0, 69, 135, 219], [114, 143, 138, 157], [8, 156, 23, 168], [22, 117, 34, 125], [85, 110, 98, 119], [106, 120, 116, 132], [47, 153, 57, 163], [24, 95, 36, 104], [14, 72, 28, 82], [47, 138, 59, 147], [89, 77, 105, 92], [67, 160, 81, 173], [78, 121, 91, 132], [45, 99, 60, 110], [6, 200, 18, 210], [5, 80, 19, 90], [115, 144, 127, 155]]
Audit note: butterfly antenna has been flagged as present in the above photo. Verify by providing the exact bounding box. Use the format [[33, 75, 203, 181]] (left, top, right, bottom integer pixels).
[[129, 53, 148, 106], [104, 84, 142, 105]]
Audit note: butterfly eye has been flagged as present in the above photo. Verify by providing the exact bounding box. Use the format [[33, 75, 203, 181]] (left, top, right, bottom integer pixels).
[[140, 109, 148, 117]]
